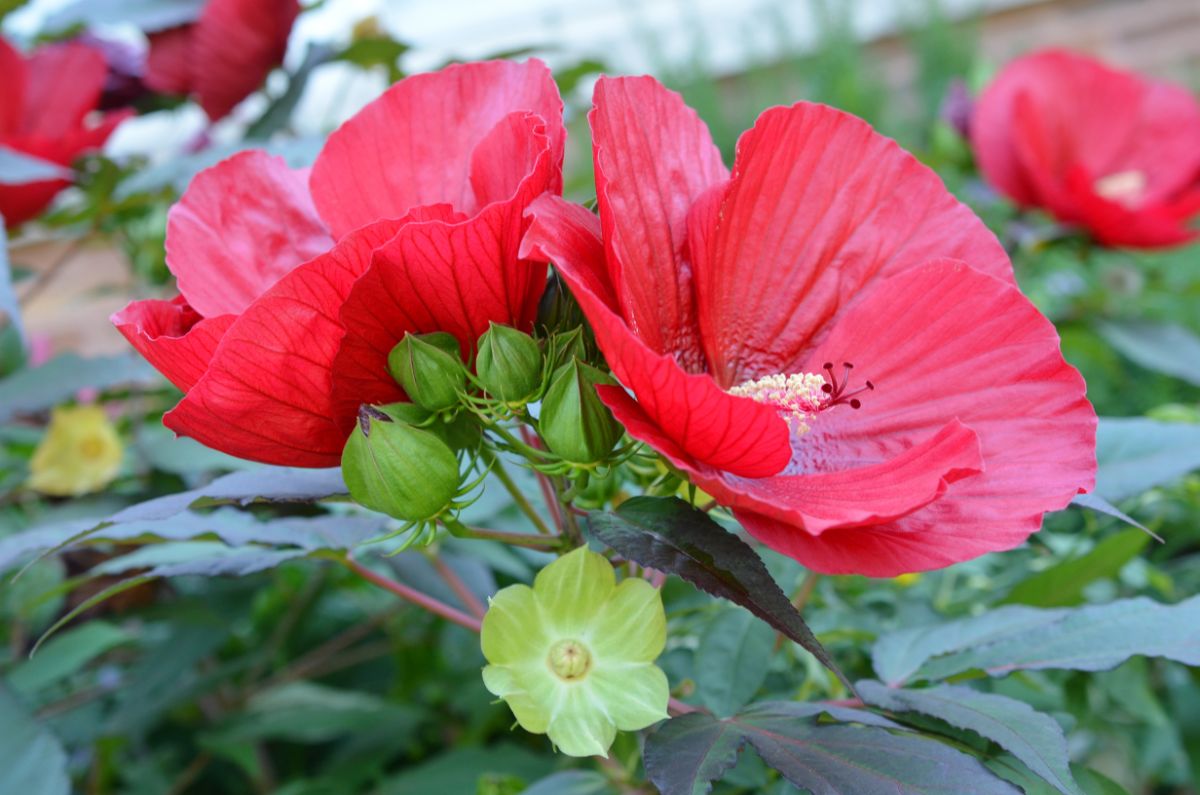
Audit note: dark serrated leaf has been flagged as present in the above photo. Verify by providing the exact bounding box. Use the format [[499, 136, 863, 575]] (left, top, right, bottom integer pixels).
[[643, 712, 747, 795], [857, 681, 1083, 795], [646, 703, 1018, 795], [586, 496, 849, 690]]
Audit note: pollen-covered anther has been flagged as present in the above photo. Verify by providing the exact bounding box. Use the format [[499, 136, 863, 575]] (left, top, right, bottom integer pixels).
[[1094, 169, 1146, 207], [729, 372, 827, 433]]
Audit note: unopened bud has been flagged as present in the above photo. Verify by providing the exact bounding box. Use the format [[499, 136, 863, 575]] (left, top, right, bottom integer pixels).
[[375, 401, 481, 453], [538, 360, 623, 466], [475, 323, 542, 406], [342, 405, 460, 522], [387, 332, 465, 412]]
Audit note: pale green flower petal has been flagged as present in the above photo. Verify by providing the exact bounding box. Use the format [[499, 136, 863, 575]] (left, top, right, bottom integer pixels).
[[534, 546, 615, 633], [482, 664, 552, 734], [481, 583, 548, 665], [587, 578, 666, 663], [547, 685, 617, 757], [589, 664, 670, 731]]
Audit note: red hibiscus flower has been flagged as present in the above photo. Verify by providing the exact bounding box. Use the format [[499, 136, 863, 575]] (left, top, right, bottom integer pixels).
[[973, 49, 1200, 248], [113, 59, 564, 466], [521, 76, 1096, 576], [144, 0, 299, 121], [0, 37, 130, 228]]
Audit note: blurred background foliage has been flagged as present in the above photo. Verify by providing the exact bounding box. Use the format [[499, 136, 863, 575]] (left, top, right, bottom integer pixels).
[[1, 0, 1199, 793]]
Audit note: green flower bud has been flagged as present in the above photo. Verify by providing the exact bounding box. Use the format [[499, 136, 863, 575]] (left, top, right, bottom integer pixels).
[[481, 546, 669, 757], [548, 327, 589, 371], [375, 402, 481, 453], [341, 406, 460, 522], [475, 322, 543, 406], [387, 332, 465, 412], [538, 360, 623, 466]]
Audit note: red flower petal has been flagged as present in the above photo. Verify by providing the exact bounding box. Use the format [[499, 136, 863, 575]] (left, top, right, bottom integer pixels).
[[973, 49, 1200, 247], [330, 140, 556, 420], [0, 37, 28, 135], [144, 26, 194, 96], [20, 42, 106, 138], [165, 150, 333, 317], [111, 296, 234, 392], [310, 59, 564, 238], [735, 260, 1094, 575], [191, 0, 299, 120], [590, 76, 728, 367], [522, 194, 792, 479], [692, 102, 1011, 388], [164, 220, 404, 466]]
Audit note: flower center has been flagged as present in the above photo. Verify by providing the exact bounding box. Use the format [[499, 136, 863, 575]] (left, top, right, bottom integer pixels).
[[79, 436, 108, 460], [729, 362, 874, 433], [1094, 169, 1146, 207], [547, 639, 592, 681]]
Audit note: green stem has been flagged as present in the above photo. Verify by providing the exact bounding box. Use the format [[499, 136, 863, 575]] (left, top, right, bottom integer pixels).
[[481, 448, 554, 535], [452, 523, 562, 550]]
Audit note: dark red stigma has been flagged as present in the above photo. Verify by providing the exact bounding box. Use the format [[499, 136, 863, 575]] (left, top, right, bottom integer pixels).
[[821, 361, 875, 410]]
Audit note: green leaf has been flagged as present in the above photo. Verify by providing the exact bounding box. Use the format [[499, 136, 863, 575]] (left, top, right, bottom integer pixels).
[[872, 605, 1074, 686], [205, 682, 422, 744], [375, 745, 554, 795], [1069, 494, 1157, 540], [246, 44, 334, 140], [7, 620, 132, 695], [1096, 320, 1200, 387], [694, 607, 776, 716], [876, 596, 1200, 686], [644, 702, 1018, 795], [0, 353, 157, 422], [857, 681, 1083, 795], [0, 146, 72, 185], [46, 0, 204, 32], [111, 465, 347, 521], [1094, 417, 1200, 501], [0, 685, 69, 795], [0, 219, 22, 349], [114, 136, 322, 200], [1000, 528, 1149, 607], [521, 770, 614, 795], [32, 543, 312, 653], [586, 496, 849, 691], [0, 508, 378, 574]]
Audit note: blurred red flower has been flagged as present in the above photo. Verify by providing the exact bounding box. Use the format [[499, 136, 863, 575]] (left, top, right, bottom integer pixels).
[[0, 37, 130, 228], [522, 76, 1096, 576], [144, 0, 299, 121], [973, 49, 1200, 248], [113, 60, 564, 465]]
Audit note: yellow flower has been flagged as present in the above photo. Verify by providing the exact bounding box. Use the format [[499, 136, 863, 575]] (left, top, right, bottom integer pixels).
[[28, 406, 123, 496]]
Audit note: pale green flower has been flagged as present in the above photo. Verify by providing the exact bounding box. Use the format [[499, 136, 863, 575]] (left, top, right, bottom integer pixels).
[[481, 546, 669, 757]]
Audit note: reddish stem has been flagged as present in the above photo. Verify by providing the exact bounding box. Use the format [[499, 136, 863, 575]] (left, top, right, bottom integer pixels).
[[432, 555, 488, 620], [521, 426, 564, 530], [668, 697, 701, 716], [344, 557, 482, 633]]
